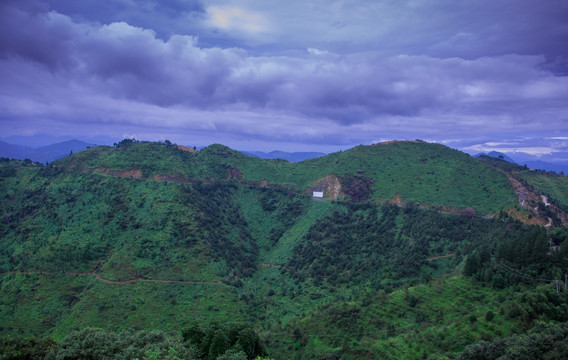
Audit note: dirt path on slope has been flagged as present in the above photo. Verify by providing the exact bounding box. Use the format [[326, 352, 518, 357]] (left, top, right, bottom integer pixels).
[[503, 172, 541, 208], [1, 270, 222, 285], [425, 252, 455, 261], [500, 170, 568, 226], [259, 263, 294, 272]]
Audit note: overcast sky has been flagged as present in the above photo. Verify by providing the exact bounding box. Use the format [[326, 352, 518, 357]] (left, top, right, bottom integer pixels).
[[1, 0, 567, 158]]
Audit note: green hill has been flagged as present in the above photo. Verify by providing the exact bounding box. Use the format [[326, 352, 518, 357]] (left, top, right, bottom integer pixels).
[[56, 140, 517, 213], [1, 142, 567, 359]]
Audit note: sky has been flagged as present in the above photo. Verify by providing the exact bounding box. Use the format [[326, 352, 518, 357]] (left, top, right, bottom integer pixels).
[[1, 0, 568, 159]]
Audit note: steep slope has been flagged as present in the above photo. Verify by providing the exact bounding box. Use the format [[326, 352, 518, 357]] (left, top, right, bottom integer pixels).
[[478, 155, 568, 226], [56, 140, 517, 214], [1, 143, 567, 359], [294, 141, 516, 213], [0, 158, 259, 337], [206, 140, 518, 213]]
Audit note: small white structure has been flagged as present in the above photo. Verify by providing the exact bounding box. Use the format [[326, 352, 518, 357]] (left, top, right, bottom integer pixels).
[[313, 191, 324, 198]]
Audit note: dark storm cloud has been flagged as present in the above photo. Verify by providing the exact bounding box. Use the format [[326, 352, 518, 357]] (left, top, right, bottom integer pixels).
[[1, 0, 567, 153], [0, 1, 78, 70], [1, 1, 445, 121]]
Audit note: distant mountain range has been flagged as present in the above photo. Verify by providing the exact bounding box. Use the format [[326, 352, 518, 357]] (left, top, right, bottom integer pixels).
[[523, 160, 568, 175], [1, 134, 116, 148], [2, 135, 566, 174], [476, 151, 568, 175], [475, 151, 517, 164], [240, 150, 326, 162], [0, 139, 95, 163]]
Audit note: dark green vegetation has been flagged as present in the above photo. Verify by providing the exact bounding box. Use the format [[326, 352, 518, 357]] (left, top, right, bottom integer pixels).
[[457, 322, 568, 360], [1, 141, 568, 359], [55, 140, 516, 213], [0, 325, 267, 360]]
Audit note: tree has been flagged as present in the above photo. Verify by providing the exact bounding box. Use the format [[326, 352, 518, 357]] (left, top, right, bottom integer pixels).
[[463, 254, 479, 276], [236, 327, 266, 359], [208, 329, 230, 360], [216, 349, 248, 360]]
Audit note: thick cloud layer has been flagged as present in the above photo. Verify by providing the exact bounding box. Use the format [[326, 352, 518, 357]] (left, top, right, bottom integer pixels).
[[1, 0, 567, 155]]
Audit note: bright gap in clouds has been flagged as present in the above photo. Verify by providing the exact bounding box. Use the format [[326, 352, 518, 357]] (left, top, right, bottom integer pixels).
[[207, 6, 270, 34]]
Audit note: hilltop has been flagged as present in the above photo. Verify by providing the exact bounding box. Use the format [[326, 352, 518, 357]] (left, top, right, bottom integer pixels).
[[55, 139, 518, 214], [51, 139, 565, 224], [1, 140, 568, 359]]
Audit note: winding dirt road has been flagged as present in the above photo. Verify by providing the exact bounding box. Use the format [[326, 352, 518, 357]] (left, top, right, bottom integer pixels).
[[0, 270, 222, 285]]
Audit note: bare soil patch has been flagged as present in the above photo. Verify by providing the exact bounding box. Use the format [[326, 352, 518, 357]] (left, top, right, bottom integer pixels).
[[176, 145, 198, 153], [308, 174, 343, 200]]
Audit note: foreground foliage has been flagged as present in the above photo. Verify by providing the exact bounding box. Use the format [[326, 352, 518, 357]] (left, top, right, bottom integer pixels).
[[0, 326, 268, 360], [457, 321, 568, 360]]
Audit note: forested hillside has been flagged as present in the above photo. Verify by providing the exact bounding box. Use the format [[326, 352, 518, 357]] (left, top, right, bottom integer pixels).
[[55, 139, 517, 214], [1, 141, 568, 359]]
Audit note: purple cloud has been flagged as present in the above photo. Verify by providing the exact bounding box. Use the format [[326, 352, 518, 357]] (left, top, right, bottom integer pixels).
[[0, 0, 567, 154]]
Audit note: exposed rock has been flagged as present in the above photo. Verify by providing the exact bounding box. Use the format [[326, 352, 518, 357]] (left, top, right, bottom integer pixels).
[[227, 167, 243, 180], [176, 145, 198, 153], [459, 208, 476, 217], [389, 193, 403, 205], [308, 174, 343, 200]]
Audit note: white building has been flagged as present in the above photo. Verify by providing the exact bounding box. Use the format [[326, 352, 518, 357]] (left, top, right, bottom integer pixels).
[[313, 191, 324, 198]]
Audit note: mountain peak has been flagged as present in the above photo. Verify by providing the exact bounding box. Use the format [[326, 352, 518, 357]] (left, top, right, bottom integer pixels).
[[475, 151, 516, 164]]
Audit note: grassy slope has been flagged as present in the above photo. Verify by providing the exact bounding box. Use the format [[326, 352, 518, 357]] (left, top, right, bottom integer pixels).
[[56, 141, 517, 214], [297, 142, 515, 212], [1, 144, 566, 359], [225, 141, 516, 214]]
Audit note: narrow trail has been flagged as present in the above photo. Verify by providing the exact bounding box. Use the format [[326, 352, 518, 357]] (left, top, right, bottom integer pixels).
[[425, 252, 455, 261], [259, 263, 294, 272], [0, 270, 222, 285]]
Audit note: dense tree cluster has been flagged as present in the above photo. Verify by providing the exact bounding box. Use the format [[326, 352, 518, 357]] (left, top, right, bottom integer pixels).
[[182, 323, 266, 360], [1, 328, 191, 360], [463, 224, 568, 290], [0, 326, 268, 360], [458, 321, 568, 360], [288, 203, 533, 286], [256, 187, 306, 245], [339, 174, 374, 202], [185, 182, 259, 277]]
